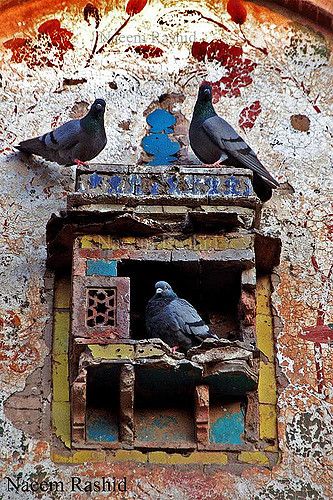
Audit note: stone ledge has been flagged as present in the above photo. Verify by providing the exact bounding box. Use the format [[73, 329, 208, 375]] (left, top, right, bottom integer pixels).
[[72, 164, 260, 213]]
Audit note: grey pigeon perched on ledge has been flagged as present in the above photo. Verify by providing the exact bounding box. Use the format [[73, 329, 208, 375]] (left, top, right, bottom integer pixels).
[[189, 83, 279, 201], [145, 281, 218, 352], [16, 98, 107, 167]]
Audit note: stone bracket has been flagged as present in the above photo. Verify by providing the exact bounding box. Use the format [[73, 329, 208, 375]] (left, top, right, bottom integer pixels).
[[195, 385, 210, 449], [119, 364, 135, 446], [71, 369, 87, 446]]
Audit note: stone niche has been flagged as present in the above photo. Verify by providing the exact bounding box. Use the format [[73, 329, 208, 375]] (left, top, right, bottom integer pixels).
[[47, 164, 281, 460]]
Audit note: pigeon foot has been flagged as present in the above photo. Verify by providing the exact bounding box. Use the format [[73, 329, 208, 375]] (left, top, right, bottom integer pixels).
[[74, 159, 89, 167]]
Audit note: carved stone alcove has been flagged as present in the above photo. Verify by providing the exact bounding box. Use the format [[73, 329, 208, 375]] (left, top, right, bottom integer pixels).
[[48, 164, 281, 465]]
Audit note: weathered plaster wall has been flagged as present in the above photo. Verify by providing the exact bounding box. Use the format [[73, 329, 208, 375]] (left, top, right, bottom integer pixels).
[[0, 0, 332, 498]]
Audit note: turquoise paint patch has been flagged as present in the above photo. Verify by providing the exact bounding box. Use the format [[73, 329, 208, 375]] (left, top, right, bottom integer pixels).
[[210, 410, 245, 445], [86, 259, 117, 276], [87, 411, 118, 442], [152, 415, 178, 429], [146, 108, 176, 133], [142, 108, 180, 166], [136, 410, 195, 443]]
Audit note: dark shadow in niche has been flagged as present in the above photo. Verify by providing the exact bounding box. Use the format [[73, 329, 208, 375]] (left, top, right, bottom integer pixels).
[[134, 364, 197, 447], [86, 364, 120, 443], [117, 260, 241, 341]]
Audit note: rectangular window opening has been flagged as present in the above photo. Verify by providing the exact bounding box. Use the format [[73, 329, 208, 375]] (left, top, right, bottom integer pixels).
[[117, 260, 241, 341], [134, 365, 197, 449], [86, 364, 120, 444]]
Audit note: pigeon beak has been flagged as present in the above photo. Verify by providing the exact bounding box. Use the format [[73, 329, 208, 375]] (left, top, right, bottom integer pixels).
[[156, 288, 163, 294]]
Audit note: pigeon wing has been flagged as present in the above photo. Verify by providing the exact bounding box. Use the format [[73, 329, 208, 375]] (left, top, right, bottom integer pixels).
[[202, 116, 279, 188], [145, 299, 192, 349], [17, 119, 82, 164], [170, 298, 214, 339]]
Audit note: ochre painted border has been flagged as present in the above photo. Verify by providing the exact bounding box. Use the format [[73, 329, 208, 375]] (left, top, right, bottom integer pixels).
[[51, 235, 278, 465]]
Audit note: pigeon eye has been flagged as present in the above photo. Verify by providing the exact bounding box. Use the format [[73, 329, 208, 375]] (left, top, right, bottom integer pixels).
[[96, 103, 103, 110]]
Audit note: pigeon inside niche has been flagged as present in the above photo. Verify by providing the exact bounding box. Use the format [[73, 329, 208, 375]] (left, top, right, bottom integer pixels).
[[145, 280, 218, 352]]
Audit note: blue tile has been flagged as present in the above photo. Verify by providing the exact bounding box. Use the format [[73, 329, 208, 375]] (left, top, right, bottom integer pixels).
[[86, 259, 117, 276], [89, 172, 103, 189], [87, 409, 118, 443], [210, 406, 245, 445]]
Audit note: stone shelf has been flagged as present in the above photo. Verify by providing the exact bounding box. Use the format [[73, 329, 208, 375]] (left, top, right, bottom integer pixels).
[[73, 164, 258, 204], [67, 164, 262, 229], [70, 338, 259, 449]]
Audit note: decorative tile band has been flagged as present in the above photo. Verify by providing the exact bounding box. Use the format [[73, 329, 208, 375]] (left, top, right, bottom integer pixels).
[[76, 168, 254, 199]]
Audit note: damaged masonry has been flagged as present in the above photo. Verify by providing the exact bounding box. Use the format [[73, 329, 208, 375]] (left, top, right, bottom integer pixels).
[[48, 164, 280, 462]]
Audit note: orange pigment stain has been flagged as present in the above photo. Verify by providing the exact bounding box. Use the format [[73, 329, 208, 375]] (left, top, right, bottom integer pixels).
[[0, 0, 118, 39], [248, 1, 295, 26], [0, 0, 295, 40], [33, 441, 49, 460]]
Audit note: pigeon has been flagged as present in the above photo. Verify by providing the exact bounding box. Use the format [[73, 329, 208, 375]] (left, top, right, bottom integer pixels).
[[189, 83, 279, 201], [16, 98, 107, 166], [145, 281, 218, 351]]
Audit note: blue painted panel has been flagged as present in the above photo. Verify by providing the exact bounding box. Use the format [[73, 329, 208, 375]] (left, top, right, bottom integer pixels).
[[86, 259, 117, 276], [142, 108, 180, 166], [108, 175, 123, 194], [150, 182, 160, 195], [136, 408, 195, 443], [166, 175, 180, 195], [87, 409, 118, 443], [146, 109, 176, 133], [210, 404, 245, 445], [224, 175, 242, 196], [206, 177, 220, 195], [243, 178, 252, 196], [89, 172, 103, 189]]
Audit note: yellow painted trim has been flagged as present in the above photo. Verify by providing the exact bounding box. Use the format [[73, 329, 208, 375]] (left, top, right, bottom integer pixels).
[[258, 362, 277, 404], [228, 236, 253, 249], [53, 354, 69, 402], [256, 276, 278, 447], [81, 235, 119, 249], [54, 278, 71, 309], [148, 451, 228, 464], [88, 344, 134, 360], [53, 312, 70, 356], [256, 314, 274, 361], [52, 277, 71, 449], [135, 345, 165, 358], [79, 234, 253, 252], [259, 404, 277, 440], [52, 401, 71, 449], [238, 451, 269, 466], [109, 450, 148, 463]]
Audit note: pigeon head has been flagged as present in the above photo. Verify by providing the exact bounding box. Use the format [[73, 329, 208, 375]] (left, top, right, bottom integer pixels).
[[198, 83, 213, 103], [193, 83, 216, 120], [89, 99, 106, 120], [154, 281, 176, 299]]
